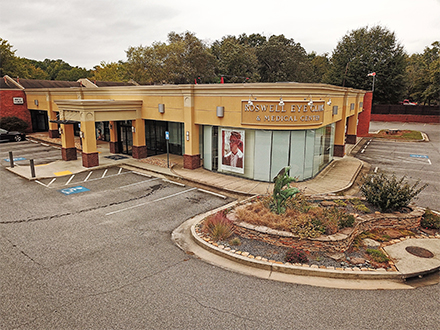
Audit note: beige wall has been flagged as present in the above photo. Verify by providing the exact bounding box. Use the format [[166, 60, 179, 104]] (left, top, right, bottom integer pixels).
[[24, 83, 364, 132]]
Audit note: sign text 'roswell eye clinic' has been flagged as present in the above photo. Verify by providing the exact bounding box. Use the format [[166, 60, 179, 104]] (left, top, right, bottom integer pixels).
[[241, 101, 325, 125]]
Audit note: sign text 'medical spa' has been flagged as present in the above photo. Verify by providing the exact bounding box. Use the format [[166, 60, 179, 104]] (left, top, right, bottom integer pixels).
[[241, 100, 325, 126]]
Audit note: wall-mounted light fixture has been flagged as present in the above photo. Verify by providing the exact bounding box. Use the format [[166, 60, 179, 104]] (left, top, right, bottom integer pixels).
[[79, 131, 84, 138], [158, 104, 165, 113], [216, 106, 224, 118], [186, 131, 190, 141], [248, 95, 256, 106], [132, 127, 136, 133], [34, 99, 39, 106], [58, 127, 63, 135], [109, 124, 113, 130], [332, 105, 338, 115], [279, 97, 284, 106], [308, 98, 314, 106], [327, 99, 332, 106]]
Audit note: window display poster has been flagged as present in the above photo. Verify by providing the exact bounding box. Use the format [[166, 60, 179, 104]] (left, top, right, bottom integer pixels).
[[221, 129, 244, 174]]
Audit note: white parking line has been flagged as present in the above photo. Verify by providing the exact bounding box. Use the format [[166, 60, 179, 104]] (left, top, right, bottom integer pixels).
[[35, 180, 48, 187], [118, 168, 123, 175], [106, 187, 197, 216], [163, 179, 185, 187], [101, 169, 108, 178], [197, 188, 227, 199], [118, 177, 160, 189], [46, 178, 56, 187], [65, 175, 75, 185], [84, 171, 93, 182]]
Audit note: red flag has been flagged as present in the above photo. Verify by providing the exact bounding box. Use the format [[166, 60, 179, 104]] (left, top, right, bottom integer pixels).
[[367, 72, 376, 76]]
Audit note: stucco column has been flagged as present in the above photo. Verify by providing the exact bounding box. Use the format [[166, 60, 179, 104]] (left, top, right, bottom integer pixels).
[[182, 90, 200, 169], [47, 92, 59, 138], [80, 111, 99, 167], [132, 118, 147, 159], [334, 92, 348, 157], [109, 121, 119, 154], [346, 97, 359, 144], [60, 124, 77, 161], [357, 92, 373, 137]]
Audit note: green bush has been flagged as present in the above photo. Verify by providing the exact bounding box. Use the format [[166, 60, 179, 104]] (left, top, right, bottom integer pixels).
[[202, 211, 234, 242], [0, 116, 28, 132], [360, 172, 427, 212], [420, 208, 440, 229], [284, 247, 308, 264], [271, 166, 300, 214]]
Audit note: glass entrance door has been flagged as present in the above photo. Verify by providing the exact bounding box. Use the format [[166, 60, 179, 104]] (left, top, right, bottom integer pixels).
[[118, 121, 133, 155]]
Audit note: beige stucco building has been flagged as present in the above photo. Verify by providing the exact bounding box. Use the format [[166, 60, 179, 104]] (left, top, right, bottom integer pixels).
[[22, 82, 367, 182]]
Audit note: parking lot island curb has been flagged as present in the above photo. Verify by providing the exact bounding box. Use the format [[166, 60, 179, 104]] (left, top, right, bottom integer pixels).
[[172, 202, 440, 290]]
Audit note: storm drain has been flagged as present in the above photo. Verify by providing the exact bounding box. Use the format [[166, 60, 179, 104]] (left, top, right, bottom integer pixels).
[[405, 246, 434, 258]]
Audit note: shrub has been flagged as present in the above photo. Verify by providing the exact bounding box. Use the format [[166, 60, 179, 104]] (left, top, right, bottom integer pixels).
[[229, 237, 242, 246], [420, 208, 440, 229], [349, 198, 371, 213], [0, 116, 28, 131], [366, 249, 389, 263], [334, 199, 347, 207], [284, 247, 308, 264], [339, 214, 356, 228], [202, 211, 234, 242], [360, 172, 427, 212], [271, 166, 300, 214]]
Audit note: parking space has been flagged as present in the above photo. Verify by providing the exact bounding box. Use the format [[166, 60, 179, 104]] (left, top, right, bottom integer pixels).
[[0, 140, 62, 166], [356, 123, 440, 210]]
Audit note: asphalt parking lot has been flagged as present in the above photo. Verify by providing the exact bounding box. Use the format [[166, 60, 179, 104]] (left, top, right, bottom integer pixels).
[[0, 140, 62, 167], [357, 122, 440, 210], [1, 124, 439, 329]]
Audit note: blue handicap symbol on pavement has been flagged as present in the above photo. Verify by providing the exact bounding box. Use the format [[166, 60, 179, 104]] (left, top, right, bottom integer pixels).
[[4, 157, 26, 162], [410, 154, 429, 159], [59, 186, 90, 195]]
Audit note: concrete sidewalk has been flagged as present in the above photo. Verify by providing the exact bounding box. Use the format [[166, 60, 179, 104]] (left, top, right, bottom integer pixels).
[[7, 133, 365, 197]]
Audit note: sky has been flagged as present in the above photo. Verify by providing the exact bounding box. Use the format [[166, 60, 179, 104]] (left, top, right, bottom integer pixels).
[[1, 0, 439, 70]]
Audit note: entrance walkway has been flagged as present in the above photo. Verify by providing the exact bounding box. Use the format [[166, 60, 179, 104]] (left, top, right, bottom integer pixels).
[[8, 132, 365, 197]]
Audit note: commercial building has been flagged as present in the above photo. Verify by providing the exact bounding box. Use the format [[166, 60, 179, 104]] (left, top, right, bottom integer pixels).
[[1, 77, 370, 182]]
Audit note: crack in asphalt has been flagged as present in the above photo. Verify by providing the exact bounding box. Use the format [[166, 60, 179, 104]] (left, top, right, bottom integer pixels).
[[0, 184, 164, 225]]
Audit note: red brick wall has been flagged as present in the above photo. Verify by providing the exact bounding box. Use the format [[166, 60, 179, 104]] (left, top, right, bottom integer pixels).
[[0, 90, 33, 132], [357, 92, 373, 137], [370, 114, 440, 123]]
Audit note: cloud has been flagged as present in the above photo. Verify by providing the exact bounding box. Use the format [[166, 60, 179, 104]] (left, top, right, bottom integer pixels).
[[1, 0, 439, 69]]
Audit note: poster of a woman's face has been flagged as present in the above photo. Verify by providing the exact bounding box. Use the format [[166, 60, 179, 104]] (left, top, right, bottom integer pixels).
[[221, 129, 244, 174]]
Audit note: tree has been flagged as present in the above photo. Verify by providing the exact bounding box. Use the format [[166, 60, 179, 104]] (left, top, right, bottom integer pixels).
[[308, 52, 330, 83], [55, 66, 91, 81], [0, 38, 20, 77], [323, 26, 407, 104], [211, 35, 260, 83], [255, 35, 312, 83], [91, 61, 127, 82], [125, 31, 216, 84]]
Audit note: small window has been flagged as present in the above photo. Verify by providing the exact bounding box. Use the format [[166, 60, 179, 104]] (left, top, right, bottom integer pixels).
[[332, 106, 338, 115]]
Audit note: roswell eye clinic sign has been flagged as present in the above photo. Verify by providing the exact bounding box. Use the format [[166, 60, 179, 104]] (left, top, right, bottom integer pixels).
[[241, 100, 325, 126]]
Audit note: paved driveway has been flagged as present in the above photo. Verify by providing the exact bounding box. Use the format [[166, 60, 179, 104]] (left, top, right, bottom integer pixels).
[[357, 122, 440, 211], [1, 131, 439, 329]]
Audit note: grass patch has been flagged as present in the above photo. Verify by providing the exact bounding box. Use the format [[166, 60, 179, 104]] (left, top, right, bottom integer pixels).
[[366, 249, 389, 263], [374, 129, 423, 141]]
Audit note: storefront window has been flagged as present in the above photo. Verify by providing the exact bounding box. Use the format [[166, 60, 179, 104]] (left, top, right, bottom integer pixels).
[[202, 124, 335, 182]]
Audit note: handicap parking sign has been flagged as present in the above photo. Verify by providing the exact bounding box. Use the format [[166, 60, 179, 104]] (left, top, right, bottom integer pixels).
[[59, 186, 90, 195]]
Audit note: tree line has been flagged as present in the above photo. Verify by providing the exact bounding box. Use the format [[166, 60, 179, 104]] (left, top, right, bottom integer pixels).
[[1, 25, 438, 105]]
